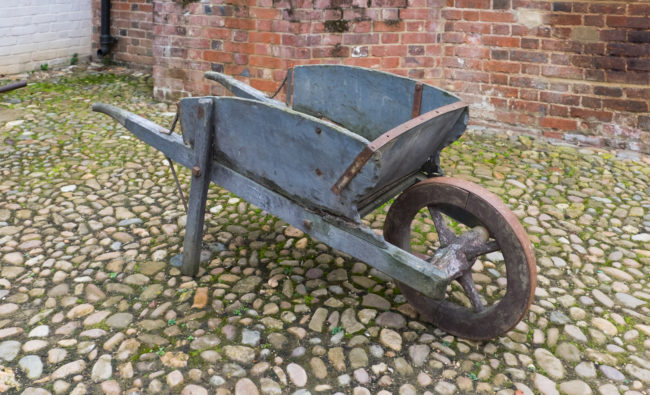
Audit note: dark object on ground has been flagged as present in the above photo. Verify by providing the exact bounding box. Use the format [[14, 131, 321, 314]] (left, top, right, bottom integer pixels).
[[0, 80, 27, 93]]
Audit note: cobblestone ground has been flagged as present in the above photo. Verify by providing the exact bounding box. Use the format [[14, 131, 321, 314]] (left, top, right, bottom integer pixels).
[[1, 68, 649, 395]]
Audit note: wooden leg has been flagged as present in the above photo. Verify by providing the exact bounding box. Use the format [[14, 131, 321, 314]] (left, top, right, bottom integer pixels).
[[180, 98, 214, 276]]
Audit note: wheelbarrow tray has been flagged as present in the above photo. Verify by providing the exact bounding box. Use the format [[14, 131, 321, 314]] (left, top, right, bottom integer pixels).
[[201, 65, 469, 221]]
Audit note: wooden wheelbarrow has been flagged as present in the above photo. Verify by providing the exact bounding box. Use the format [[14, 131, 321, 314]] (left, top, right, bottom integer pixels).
[[94, 65, 536, 339]]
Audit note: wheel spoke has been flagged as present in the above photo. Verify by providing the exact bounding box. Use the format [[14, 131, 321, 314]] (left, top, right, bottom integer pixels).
[[428, 206, 457, 247], [458, 272, 484, 312], [466, 240, 499, 261]]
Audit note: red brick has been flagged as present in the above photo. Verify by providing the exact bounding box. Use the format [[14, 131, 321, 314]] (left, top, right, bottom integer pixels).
[[250, 7, 281, 19], [372, 21, 405, 32], [521, 64, 540, 75], [249, 32, 282, 44], [593, 86, 622, 97], [371, 0, 407, 7], [638, 116, 650, 132], [483, 36, 520, 47], [552, 2, 571, 12], [461, 10, 478, 21], [312, 45, 350, 57], [540, 117, 577, 130], [453, 21, 491, 33], [454, 0, 490, 9], [250, 56, 284, 69], [380, 57, 400, 68], [492, 86, 518, 97], [625, 88, 650, 100], [441, 32, 465, 43], [541, 39, 582, 53], [542, 65, 583, 79], [540, 92, 580, 106], [589, 3, 626, 15], [479, 11, 514, 23], [606, 71, 649, 85], [609, 16, 650, 29], [510, 50, 548, 63], [519, 89, 538, 101], [371, 45, 407, 57], [400, 8, 431, 19], [584, 15, 604, 27], [225, 18, 256, 30], [204, 50, 233, 63], [542, 130, 565, 139], [453, 70, 490, 83], [456, 46, 490, 58], [582, 96, 602, 109], [343, 57, 381, 67], [490, 73, 508, 85], [510, 76, 548, 89], [381, 33, 400, 44], [548, 104, 569, 117], [510, 100, 547, 114], [607, 43, 649, 57], [441, 9, 462, 20], [603, 99, 648, 113], [492, 24, 510, 35], [570, 107, 613, 122], [483, 60, 520, 73], [401, 33, 437, 44], [342, 33, 379, 45], [628, 59, 650, 72], [594, 56, 626, 71], [550, 14, 582, 26], [490, 97, 508, 108]]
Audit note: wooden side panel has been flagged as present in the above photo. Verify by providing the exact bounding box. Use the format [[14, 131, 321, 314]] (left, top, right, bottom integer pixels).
[[211, 97, 378, 220], [291, 65, 461, 141], [372, 106, 468, 189]]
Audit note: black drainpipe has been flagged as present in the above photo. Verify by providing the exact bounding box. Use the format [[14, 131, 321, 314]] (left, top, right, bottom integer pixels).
[[97, 0, 117, 58]]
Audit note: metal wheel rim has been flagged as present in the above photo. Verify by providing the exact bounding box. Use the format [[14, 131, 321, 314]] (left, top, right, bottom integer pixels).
[[384, 177, 537, 340]]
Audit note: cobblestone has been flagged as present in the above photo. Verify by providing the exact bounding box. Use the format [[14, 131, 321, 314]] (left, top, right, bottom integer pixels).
[[0, 67, 648, 393]]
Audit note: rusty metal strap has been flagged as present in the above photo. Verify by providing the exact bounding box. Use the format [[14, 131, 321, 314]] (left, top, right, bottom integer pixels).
[[411, 83, 423, 119]]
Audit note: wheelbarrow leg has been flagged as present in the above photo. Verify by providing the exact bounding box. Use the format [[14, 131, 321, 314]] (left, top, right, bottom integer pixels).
[[178, 98, 215, 276]]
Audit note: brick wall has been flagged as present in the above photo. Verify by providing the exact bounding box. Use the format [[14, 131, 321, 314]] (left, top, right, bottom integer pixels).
[[441, 1, 650, 152], [0, 1, 92, 75], [95, 0, 650, 153]]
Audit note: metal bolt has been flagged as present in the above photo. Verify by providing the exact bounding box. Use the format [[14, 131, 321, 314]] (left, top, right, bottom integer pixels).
[[192, 166, 201, 178]]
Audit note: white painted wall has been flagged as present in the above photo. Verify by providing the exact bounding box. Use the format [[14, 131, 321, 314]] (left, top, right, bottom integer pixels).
[[0, 0, 92, 75]]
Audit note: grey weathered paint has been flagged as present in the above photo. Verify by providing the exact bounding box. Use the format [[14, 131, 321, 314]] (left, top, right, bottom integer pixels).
[[93, 65, 471, 298], [291, 65, 461, 141], [179, 98, 214, 276], [210, 97, 376, 220]]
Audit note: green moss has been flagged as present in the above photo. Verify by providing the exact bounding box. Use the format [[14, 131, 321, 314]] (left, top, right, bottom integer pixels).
[[324, 20, 349, 33]]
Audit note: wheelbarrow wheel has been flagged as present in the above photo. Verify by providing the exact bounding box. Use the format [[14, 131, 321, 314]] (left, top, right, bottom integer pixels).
[[384, 177, 536, 340]]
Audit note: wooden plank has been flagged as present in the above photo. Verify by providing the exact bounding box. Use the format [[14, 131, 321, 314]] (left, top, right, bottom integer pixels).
[[292, 65, 461, 141], [212, 97, 377, 220], [180, 98, 215, 276]]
